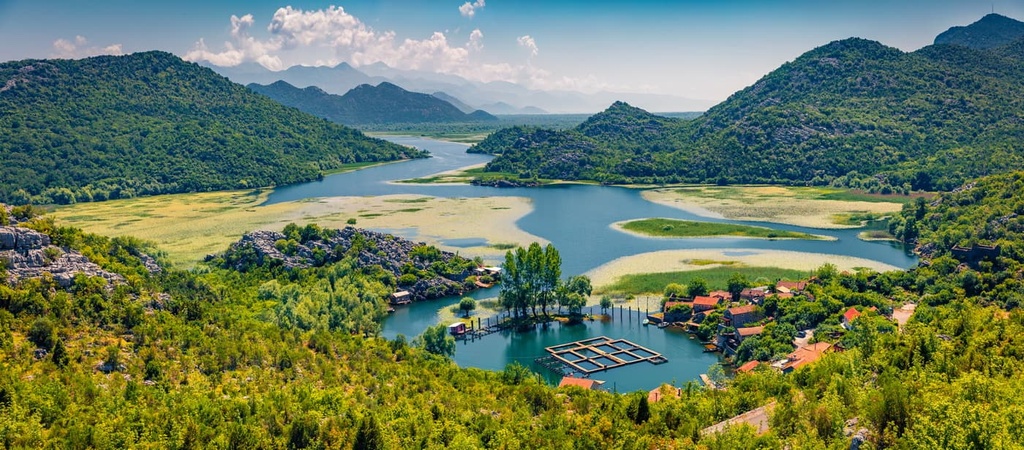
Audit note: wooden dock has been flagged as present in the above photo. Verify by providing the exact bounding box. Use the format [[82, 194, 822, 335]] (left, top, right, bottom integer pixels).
[[539, 336, 667, 376]]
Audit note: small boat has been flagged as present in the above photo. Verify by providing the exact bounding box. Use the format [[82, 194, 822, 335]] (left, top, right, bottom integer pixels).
[[657, 322, 669, 329], [642, 318, 650, 326]]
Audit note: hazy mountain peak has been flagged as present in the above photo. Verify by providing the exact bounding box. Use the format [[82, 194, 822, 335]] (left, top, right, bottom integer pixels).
[[935, 13, 1024, 49]]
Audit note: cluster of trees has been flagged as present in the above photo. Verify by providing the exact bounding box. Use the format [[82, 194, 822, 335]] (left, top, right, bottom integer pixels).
[[471, 34, 1024, 191], [11, 171, 1024, 447], [498, 242, 592, 319], [0, 51, 426, 205]]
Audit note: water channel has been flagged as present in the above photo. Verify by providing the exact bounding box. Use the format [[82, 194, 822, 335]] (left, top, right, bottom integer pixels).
[[267, 136, 917, 392]]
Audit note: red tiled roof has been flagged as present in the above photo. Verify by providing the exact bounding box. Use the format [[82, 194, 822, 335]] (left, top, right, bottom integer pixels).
[[559, 377, 598, 390], [843, 307, 861, 323], [770, 292, 795, 299], [693, 296, 720, 307], [776, 280, 808, 291], [737, 360, 760, 373], [737, 326, 765, 337], [728, 305, 757, 315], [663, 301, 688, 312], [784, 342, 832, 371], [709, 290, 731, 299]]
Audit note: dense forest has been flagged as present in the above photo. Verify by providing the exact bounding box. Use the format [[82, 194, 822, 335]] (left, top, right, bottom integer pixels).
[[249, 81, 498, 126], [5, 169, 1024, 447], [0, 52, 426, 205], [471, 15, 1024, 193]]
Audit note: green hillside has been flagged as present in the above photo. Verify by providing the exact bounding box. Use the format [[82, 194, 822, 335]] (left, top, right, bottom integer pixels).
[[0, 51, 425, 205], [249, 80, 498, 125], [9, 170, 1024, 447], [472, 17, 1024, 192]]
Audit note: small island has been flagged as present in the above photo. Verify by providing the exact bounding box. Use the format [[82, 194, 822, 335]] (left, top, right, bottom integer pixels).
[[616, 218, 826, 240]]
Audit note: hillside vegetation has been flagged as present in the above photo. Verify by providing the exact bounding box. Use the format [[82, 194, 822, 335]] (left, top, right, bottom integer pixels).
[[472, 15, 1024, 193], [0, 52, 425, 205], [7, 171, 1024, 447], [248, 81, 497, 126]]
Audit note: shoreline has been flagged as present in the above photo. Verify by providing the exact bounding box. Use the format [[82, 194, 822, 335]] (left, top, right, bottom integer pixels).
[[586, 248, 904, 293]]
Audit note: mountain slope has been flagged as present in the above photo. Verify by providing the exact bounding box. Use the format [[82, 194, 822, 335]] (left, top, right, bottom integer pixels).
[[934, 13, 1024, 49], [0, 51, 423, 205], [472, 23, 1024, 190], [249, 81, 497, 125]]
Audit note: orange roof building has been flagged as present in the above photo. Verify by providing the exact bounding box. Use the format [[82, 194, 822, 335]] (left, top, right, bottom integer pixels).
[[736, 360, 760, 373], [842, 307, 861, 328], [559, 377, 602, 390], [780, 342, 832, 373], [648, 384, 682, 403]]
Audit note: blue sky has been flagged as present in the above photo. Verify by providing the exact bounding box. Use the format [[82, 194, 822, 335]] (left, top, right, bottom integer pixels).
[[1, 0, 1021, 101]]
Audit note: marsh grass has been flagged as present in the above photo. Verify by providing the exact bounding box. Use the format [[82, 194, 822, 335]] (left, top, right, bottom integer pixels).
[[620, 218, 822, 240], [599, 266, 809, 295]]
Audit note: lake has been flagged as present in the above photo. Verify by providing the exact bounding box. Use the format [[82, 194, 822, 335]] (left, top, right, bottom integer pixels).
[[267, 136, 917, 392]]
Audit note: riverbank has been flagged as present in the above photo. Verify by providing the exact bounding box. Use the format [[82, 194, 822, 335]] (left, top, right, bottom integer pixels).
[[51, 190, 543, 268], [613, 218, 831, 240], [586, 248, 903, 295], [641, 186, 907, 229]]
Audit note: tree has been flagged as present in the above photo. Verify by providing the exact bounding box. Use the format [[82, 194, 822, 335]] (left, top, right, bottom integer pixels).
[[459, 297, 477, 318], [28, 317, 56, 350], [816, 263, 839, 284], [687, 277, 709, 297], [51, 339, 69, 368], [664, 283, 686, 300], [539, 244, 562, 317], [416, 324, 455, 358], [727, 273, 748, 302], [353, 414, 384, 450], [600, 295, 613, 314]]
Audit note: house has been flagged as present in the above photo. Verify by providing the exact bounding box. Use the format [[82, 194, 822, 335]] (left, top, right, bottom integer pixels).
[[740, 287, 769, 303], [692, 295, 723, 313], [842, 307, 861, 329], [663, 301, 693, 322], [559, 377, 603, 390], [776, 280, 809, 292], [736, 326, 765, 343], [390, 290, 412, 305], [709, 290, 732, 301], [725, 305, 763, 327], [447, 322, 466, 336], [736, 360, 760, 374], [951, 244, 1000, 268], [778, 342, 832, 373], [648, 384, 682, 403]]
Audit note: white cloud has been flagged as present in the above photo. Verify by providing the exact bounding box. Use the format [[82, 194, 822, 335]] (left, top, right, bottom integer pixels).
[[468, 29, 484, 51], [183, 14, 284, 70], [517, 35, 538, 57], [51, 35, 124, 58], [459, 0, 485, 18], [182, 6, 609, 92]]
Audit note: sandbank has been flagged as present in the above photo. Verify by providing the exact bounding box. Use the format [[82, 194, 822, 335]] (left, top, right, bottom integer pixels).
[[610, 219, 835, 241], [586, 248, 903, 290], [642, 186, 904, 229]]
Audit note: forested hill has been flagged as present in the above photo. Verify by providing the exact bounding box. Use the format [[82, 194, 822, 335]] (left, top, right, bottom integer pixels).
[[472, 15, 1024, 192], [0, 51, 425, 205], [934, 13, 1024, 49], [248, 80, 498, 125]]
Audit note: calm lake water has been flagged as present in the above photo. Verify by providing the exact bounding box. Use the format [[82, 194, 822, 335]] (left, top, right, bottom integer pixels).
[[267, 136, 917, 392]]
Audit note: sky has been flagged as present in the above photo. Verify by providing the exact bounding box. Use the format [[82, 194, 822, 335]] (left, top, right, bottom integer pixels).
[[1, 0, 1022, 102]]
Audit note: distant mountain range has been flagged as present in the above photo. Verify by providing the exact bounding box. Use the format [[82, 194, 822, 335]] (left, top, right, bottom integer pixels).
[[0, 51, 423, 205], [470, 14, 1024, 192], [205, 61, 712, 114], [249, 81, 497, 125]]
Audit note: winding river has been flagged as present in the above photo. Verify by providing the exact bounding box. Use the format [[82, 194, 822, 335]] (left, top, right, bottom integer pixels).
[[266, 136, 916, 391]]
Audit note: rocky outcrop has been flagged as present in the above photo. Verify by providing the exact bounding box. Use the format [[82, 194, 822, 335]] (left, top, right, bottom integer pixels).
[[1, 226, 124, 288], [470, 178, 541, 188], [216, 226, 477, 301]]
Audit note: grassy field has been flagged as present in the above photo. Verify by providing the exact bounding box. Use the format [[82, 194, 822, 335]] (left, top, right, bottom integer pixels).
[[618, 218, 824, 240], [641, 185, 911, 229], [50, 191, 542, 269], [597, 266, 810, 296]]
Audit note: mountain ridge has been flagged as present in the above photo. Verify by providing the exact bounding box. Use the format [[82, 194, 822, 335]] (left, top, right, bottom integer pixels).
[[0, 51, 423, 205]]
